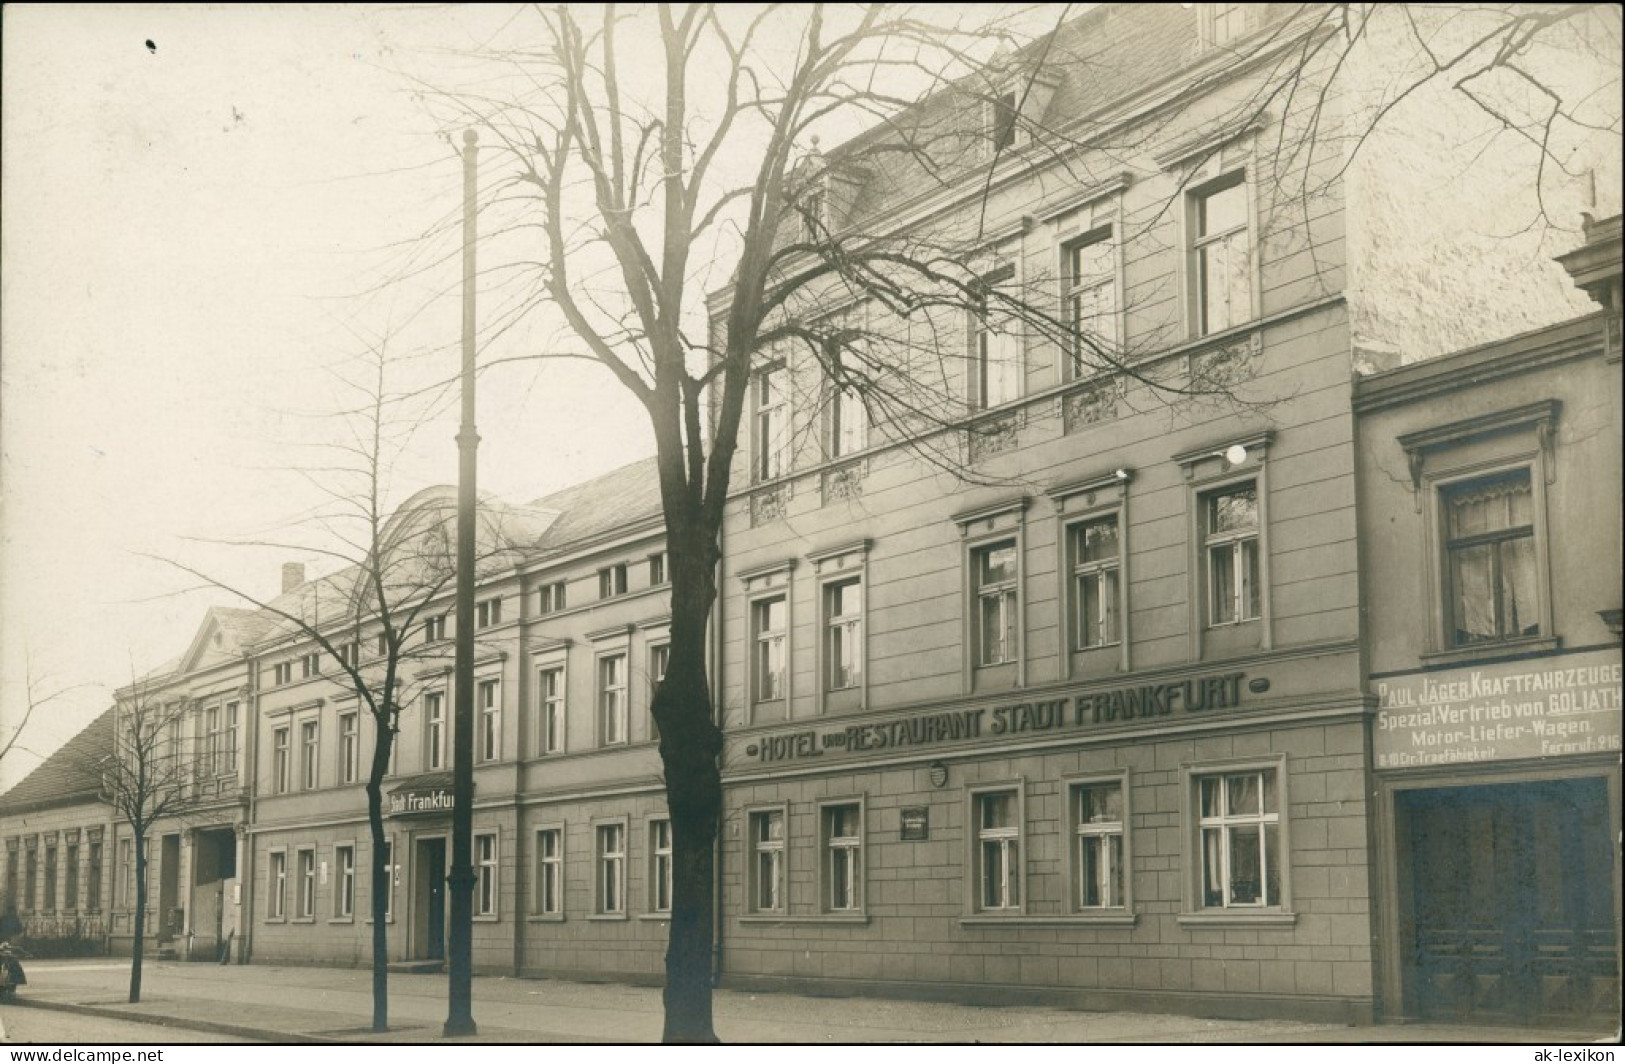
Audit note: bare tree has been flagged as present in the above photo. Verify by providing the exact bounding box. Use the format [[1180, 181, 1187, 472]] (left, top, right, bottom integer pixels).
[[153, 342, 534, 1031], [95, 678, 213, 1003], [393, 2, 1617, 1041]]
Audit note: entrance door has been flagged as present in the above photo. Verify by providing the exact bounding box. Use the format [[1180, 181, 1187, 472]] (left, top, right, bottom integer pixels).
[[414, 838, 446, 961], [1398, 777, 1618, 1026], [157, 834, 182, 943]]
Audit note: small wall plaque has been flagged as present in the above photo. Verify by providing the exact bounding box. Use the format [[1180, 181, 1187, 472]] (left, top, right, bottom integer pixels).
[[900, 807, 929, 841]]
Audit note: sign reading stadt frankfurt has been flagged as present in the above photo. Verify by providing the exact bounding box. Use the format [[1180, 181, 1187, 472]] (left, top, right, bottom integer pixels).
[[1373, 649, 1622, 769]]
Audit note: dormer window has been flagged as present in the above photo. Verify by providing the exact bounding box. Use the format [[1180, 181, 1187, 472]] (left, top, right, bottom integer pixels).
[[991, 89, 1019, 152], [1199, 3, 1255, 49], [803, 188, 825, 241]]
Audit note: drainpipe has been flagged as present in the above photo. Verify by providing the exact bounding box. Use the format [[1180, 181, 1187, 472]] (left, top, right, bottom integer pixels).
[[711, 524, 725, 985], [238, 652, 260, 963]]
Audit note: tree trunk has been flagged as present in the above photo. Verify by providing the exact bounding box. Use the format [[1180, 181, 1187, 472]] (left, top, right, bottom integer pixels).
[[654, 542, 724, 1044], [365, 723, 394, 1032], [129, 833, 146, 1003]]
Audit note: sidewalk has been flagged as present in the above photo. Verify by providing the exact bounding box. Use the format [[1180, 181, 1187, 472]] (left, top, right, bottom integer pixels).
[[10, 959, 1618, 1044]]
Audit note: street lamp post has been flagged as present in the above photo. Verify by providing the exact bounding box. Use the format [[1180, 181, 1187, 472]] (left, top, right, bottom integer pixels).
[[444, 126, 479, 1038]]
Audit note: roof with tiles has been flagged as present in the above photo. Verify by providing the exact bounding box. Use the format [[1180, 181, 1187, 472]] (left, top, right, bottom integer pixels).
[[526, 456, 664, 557], [0, 707, 113, 814], [809, 4, 1298, 234]]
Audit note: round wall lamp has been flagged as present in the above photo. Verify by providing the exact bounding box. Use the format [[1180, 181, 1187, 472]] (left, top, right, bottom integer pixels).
[[928, 762, 949, 788]]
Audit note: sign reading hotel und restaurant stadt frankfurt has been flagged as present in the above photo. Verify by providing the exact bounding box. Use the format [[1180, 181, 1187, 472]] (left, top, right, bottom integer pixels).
[[745, 671, 1255, 763], [1373, 649, 1622, 769]]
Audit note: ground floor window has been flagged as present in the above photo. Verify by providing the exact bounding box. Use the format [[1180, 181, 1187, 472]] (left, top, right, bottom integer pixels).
[[971, 787, 1023, 913], [821, 803, 862, 913], [296, 849, 317, 919], [1197, 767, 1280, 909], [334, 844, 355, 918], [268, 851, 287, 921], [476, 833, 498, 917], [535, 828, 562, 917], [749, 809, 786, 913], [1072, 778, 1127, 910], [596, 823, 625, 915], [649, 820, 672, 914]]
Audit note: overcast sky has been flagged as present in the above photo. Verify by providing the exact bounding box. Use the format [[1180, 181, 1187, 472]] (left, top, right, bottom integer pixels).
[[0, 5, 660, 787]]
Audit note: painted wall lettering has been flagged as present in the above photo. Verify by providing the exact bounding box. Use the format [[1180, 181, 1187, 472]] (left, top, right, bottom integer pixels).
[[1374, 651, 1622, 768]]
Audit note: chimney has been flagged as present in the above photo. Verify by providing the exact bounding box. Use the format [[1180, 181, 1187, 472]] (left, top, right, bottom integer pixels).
[[281, 562, 306, 594]]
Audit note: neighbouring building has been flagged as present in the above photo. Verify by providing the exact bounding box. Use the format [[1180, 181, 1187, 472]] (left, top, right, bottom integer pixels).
[[1355, 214, 1622, 1028], [0, 710, 116, 952]]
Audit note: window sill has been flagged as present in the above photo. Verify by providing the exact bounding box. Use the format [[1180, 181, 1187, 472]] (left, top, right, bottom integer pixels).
[[528, 913, 565, 923], [327, 916, 355, 925], [960, 913, 1137, 928], [738, 913, 869, 926], [638, 913, 672, 923], [1420, 637, 1559, 668], [292, 917, 316, 925], [474, 914, 499, 923], [264, 917, 287, 925], [588, 912, 628, 922], [1176, 910, 1296, 929]]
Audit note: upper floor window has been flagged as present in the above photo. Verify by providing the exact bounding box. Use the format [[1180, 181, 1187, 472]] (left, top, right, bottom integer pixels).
[[971, 267, 1021, 410], [272, 662, 293, 687], [1204, 483, 1260, 626], [1443, 469, 1539, 646], [536, 666, 564, 755], [476, 597, 503, 629], [599, 653, 628, 746], [1192, 174, 1251, 336], [425, 691, 446, 771], [338, 711, 359, 785], [753, 596, 788, 703], [1065, 228, 1117, 373], [825, 579, 862, 691], [1071, 516, 1121, 649], [272, 726, 291, 794], [974, 540, 1019, 666], [336, 641, 360, 669], [301, 652, 321, 679], [754, 365, 790, 482], [539, 581, 567, 615], [648, 553, 666, 586], [299, 720, 319, 790], [830, 383, 866, 458], [598, 564, 628, 599], [478, 679, 501, 762], [424, 615, 448, 643]]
